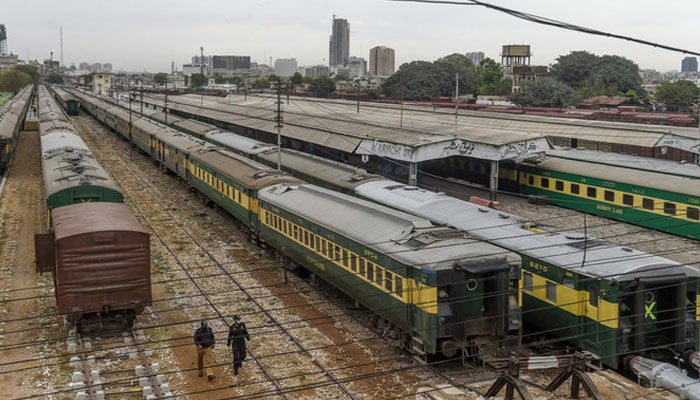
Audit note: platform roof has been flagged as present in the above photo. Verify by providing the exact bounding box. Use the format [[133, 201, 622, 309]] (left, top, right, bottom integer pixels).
[[146, 94, 551, 163]]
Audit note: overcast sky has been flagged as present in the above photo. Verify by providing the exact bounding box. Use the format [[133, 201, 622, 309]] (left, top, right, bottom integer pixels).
[[5, 0, 699, 73]]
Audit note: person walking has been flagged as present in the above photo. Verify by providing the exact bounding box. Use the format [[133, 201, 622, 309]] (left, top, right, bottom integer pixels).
[[227, 315, 250, 379], [194, 320, 216, 381]]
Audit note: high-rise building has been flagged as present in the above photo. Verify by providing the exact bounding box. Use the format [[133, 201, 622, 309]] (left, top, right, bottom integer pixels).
[[466, 51, 485, 65], [329, 16, 349, 67], [211, 55, 250, 77], [682, 57, 698, 73], [274, 58, 298, 77], [305, 65, 331, 78], [0, 25, 7, 55], [347, 56, 367, 78], [103, 63, 112, 71], [369, 46, 395, 77]]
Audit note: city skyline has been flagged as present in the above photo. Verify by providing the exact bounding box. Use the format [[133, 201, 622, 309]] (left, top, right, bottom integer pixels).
[[5, 0, 700, 73]]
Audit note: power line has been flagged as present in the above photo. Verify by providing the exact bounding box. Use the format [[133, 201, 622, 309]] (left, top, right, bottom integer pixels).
[[389, 0, 700, 57]]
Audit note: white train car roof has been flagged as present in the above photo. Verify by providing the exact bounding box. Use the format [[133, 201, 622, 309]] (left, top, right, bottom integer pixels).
[[356, 180, 699, 281], [259, 183, 518, 271], [522, 150, 700, 197], [205, 130, 277, 156], [257, 147, 383, 191], [41, 131, 91, 156], [42, 147, 120, 198]]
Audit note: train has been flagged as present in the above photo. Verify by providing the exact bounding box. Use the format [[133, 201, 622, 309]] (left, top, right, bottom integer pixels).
[[33, 85, 149, 331], [119, 90, 700, 241], [69, 87, 524, 359], [0, 85, 32, 174], [75, 91, 700, 370], [49, 85, 80, 115]]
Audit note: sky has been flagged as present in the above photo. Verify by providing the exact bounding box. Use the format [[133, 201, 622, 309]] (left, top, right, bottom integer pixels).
[[4, 0, 700, 73]]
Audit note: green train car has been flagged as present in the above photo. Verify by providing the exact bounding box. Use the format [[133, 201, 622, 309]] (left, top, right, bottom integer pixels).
[[518, 149, 700, 240], [0, 85, 32, 173]]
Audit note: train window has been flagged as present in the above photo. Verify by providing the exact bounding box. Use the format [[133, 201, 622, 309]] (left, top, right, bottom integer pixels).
[[342, 249, 349, 267], [326, 241, 333, 259], [334, 245, 341, 263], [385, 272, 393, 292], [237, 192, 242, 203], [314, 235, 320, 252], [293, 226, 299, 241], [528, 175, 534, 185], [555, 181, 564, 191], [375, 269, 383, 286], [563, 276, 574, 289], [367, 262, 374, 282], [589, 287, 599, 307], [395, 278, 403, 297], [541, 178, 549, 188], [523, 272, 533, 292], [350, 254, 357, 272], [642, 198, 654, 211], [663, 202, 676, 216], [320, 239, 327, 257], [304, 231, 310, 246], [359, 259, 366, 276], [265, 212, 270, 225], [587, 187, 597, 198], [546, 281, 556, 303], [604, 190, 614, 202], [571, 184, 580, 195], [688, 207, 700, 220], [623, 194, 633, 206]]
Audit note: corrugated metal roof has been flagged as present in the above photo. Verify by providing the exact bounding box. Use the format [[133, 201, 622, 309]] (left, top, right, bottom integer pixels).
[[52, 203, 147, 239]]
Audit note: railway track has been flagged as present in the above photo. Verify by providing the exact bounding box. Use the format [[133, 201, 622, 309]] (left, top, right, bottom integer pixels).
[[72, 115, 407, 398]]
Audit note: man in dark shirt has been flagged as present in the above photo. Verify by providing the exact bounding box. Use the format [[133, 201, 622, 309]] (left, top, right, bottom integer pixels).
[[227, 315, 250, 378], [194, 320, 216, 380]]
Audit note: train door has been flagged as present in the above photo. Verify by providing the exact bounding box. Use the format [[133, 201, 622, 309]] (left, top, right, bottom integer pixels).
[[582, 282, 600, 352], [630, 276, 687, 356]]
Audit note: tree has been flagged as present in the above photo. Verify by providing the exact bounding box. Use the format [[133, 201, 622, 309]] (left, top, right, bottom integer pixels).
[[309, 75, 336, 97], [153, 73, 168, 86], [549, 51, 599, 88], [435, 53, 479, 96], [190, 73, 206, 88], [290, 72, 303, 86], [253, 77, 270, 89], [0, 70, 31, 94], [510, 77, 578, 108], [477, 58, 510, 95], [46, 72, 64, 84], [655, 80, 700, 112], [589, 55, 643, 95], [13, 65, 38, 82]]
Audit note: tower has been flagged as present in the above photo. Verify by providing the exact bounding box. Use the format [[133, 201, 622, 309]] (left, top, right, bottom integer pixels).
[[328, 16, 349, 67], [60, 26, 64, 67]]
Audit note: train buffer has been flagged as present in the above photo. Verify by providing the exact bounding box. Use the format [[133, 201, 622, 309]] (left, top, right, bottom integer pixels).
[[485, 352, 602, 400]]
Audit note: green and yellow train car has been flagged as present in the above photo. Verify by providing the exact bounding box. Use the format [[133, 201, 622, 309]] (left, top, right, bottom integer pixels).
[[519, 150, 700, 240], [258, 183, 521, 357]]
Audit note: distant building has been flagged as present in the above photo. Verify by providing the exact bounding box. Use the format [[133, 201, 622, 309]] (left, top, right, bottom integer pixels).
[[250, 62, 273, 77], [466, 51, 485, 65], [501, 44, 547, 92], [0, 54, 17, 71], [329, 16, 349, 67], [682, 57, 698, 73], [347, 56, 367, 78], [369, 46, 394, 78], [305, 65, 330, 78], [274, 58, 298, 77], [91, 71, 111, 96], [79, 62, 90, 70], [211, 55, 250, 77], [91, 62, 102, 72], [0, 25, 7, 55], [103, 63, 112, 71]]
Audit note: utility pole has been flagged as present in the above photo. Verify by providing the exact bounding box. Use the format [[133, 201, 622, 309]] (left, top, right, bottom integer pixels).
[[164, 74, 168, 125], [275, 79, 283, 171], [454, 73, 459, 120], [128, 79, 133, 159]]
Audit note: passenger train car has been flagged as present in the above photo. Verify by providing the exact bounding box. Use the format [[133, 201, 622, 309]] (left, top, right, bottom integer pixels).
[[49, 86, 80, 116], [35, 86, 149, 331], [38, 86, 122, 213], [517, 149, 700, 240], [0, 85, 32, 173], [103, 97, 700, 370], [69, 88, 524, 359]]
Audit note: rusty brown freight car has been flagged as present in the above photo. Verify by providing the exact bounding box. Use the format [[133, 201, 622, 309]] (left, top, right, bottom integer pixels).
[[34, 202, 151, 329]]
